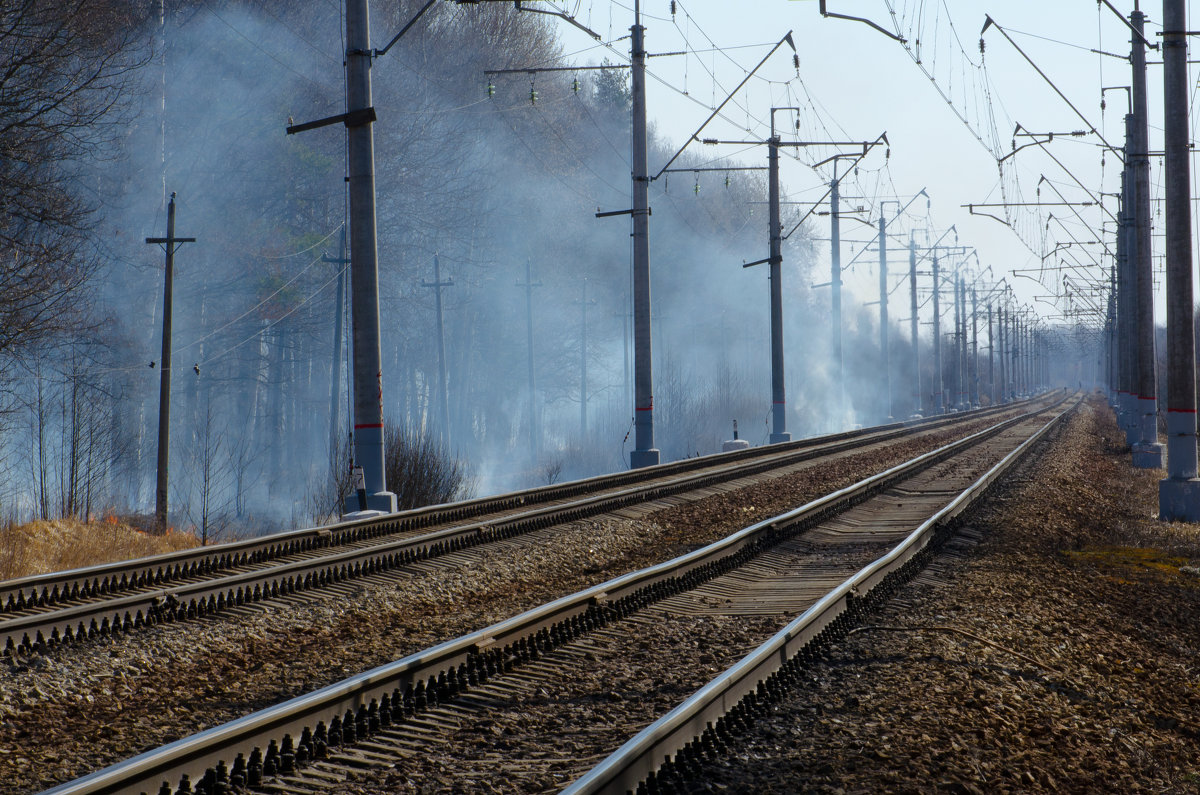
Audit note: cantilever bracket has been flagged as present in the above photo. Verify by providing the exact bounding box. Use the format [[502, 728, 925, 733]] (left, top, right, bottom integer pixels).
[[287, 107, 376, 135], [964, 204, 1012, 227], [741, 256, 777, 269], [595, 208, 651, 218], [1000, 134, 1052, 163], [819, 0, 906, 42]]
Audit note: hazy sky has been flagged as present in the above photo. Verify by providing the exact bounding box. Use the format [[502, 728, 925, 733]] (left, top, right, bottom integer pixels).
[[548, 0, 1187, 323]]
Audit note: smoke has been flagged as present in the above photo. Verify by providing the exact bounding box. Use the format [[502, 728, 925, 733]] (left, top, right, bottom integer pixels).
[[0, 0, 1090, 531]]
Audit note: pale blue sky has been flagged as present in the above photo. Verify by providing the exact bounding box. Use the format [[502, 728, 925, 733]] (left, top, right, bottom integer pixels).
[[552, 0, 1191, 324]]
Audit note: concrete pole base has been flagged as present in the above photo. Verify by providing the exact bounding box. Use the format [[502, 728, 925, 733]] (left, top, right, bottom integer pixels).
[[1159, 477, 1200, 522], [1132, 443, 1164, 469], [1123, 423, 1139, 447], [723, 439, 752, 452], [768, 432, 791, 444], [344, 491, 397, 514], [341, 508, 392, 521], [1119, 395, 1137, 435], [369, 491, 398, 512], [630, 448, 661, 469]]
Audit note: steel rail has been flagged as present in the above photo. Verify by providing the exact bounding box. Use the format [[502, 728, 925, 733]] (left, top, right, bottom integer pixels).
[[564, 396, 1077, 795], [3, 400, 1040, 657], [40, 394, 1065, 795], [0, 400, 1033, 617]]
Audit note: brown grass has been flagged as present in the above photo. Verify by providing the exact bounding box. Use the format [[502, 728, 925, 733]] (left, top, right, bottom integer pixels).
[[0, 517, 201, 581]]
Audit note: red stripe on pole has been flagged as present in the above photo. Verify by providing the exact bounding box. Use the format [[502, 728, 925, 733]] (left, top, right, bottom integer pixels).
[[354, 423, 385, 429], [635, 406, 653, 412], [1167, 408, 1198, 414]]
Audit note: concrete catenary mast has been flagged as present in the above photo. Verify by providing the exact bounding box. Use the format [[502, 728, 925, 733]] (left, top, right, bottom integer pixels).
[[1130, 6, 1163, 468], [629, 0, 658, 469], [1158, 0, 1200, 519]]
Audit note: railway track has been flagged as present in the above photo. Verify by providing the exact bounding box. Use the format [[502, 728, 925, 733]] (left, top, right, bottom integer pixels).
[[42, 394, 1073, 795], [1, 399, 1038, 659]]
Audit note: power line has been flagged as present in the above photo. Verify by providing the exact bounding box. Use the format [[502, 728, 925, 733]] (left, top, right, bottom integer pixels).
[[195, 266, 344, 369], [175, 246, 332, 356], [262, 223, 345, 259], [205, 6, 336, 93], [530, 103, 628, 197]]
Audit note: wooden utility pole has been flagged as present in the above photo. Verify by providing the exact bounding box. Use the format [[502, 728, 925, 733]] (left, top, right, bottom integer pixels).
[[322, 231, 349, 464], [517, 259, 542, 462], [145, 192, 195, 533], [422, 253, 453, 447], [575, 280, 597, 438]]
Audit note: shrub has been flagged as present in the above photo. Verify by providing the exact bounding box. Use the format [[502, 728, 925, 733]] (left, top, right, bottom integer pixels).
[[311, 422, 473, 522], [381, 424, 474, 510]]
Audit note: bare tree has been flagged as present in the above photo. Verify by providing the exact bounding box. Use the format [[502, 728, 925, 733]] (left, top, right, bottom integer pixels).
[[226, 425, 263, 520], [541, 459, 563, 485], [0, 1, 151, 363], [29, 361, 50, 520], [176, 399, 234, 543], [22, 341, 132, 521]]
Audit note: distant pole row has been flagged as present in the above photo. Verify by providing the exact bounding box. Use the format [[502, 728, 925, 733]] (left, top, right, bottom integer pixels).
[[1158, 0, 1200, 518], [1129, 7, 1163, 469], [1107, 1, 1200, 520]]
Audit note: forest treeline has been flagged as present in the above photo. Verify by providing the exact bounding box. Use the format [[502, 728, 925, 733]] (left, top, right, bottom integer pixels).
[[1, 0, 923, 535]]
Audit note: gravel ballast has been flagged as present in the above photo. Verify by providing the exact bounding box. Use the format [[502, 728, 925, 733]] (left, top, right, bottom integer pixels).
[[699, 396, 1200, 793], [0, 409, 1029, 793]]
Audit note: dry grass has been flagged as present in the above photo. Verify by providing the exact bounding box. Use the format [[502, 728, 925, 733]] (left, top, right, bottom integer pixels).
[[1065, 545, 1199, 583], [0, 517, 200, 581]]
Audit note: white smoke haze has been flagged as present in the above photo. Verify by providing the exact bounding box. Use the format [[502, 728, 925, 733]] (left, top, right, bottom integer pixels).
[[0, 1, 1090, 534]]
